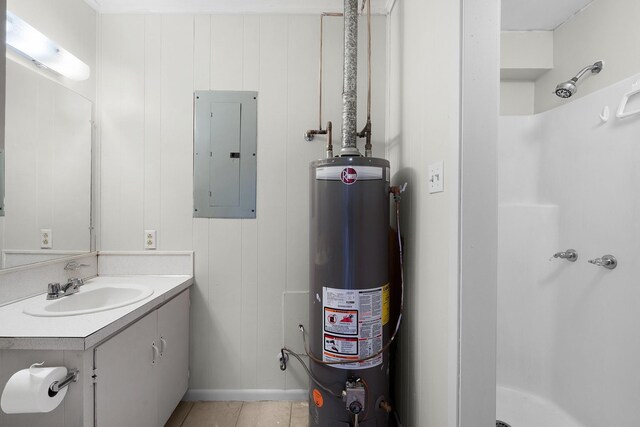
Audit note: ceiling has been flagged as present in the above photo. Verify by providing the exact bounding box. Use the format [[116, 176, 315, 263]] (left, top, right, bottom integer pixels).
[[502, 0, 594, 30], [86, 0, 594, 29], [84, 0, 390, 15]]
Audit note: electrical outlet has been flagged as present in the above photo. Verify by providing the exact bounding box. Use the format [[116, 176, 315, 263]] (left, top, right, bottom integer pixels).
[[428, 161, 444, 193], [144, 230, 157, 250], [40, 229, 52, 249]]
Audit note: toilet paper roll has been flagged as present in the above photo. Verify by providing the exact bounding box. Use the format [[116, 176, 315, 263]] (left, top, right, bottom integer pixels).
[[0, 363, 68, 414]]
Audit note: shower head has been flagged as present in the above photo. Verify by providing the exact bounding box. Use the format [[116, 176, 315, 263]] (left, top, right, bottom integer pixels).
[[555, 79, 578, 98], [554, 60, 604, 99]]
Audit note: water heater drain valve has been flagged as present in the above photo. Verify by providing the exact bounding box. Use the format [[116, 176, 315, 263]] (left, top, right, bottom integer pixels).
[[344, 378, 365, 415]]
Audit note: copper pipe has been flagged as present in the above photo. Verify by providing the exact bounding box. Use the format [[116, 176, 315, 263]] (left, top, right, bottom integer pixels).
[[357, 0, 373, 157], [315, 13, 342, 131], [305, 13, 342, 158], [318, 15, 324, 130], [304, 121, 333, 158], [357, 120, 371, 150], [365, 0, 372, 156], [358, 1, 372, 120], [305, 129, 326, 139]]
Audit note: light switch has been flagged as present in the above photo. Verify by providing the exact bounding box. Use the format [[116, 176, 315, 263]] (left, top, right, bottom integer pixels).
[[428, 161, 444, 193]]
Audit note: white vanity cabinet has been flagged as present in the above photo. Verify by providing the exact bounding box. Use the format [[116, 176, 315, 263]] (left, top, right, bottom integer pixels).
[[94, 290, 190, 427], [156, 291, 190, 425], [0, 275, 193, 427]]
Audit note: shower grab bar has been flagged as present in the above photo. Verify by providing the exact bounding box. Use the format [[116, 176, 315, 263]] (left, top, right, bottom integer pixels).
[[616, 81, 640, 119]]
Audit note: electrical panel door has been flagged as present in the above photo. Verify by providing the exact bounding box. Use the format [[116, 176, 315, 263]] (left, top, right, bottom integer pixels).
[[194, 91, 257, 218]]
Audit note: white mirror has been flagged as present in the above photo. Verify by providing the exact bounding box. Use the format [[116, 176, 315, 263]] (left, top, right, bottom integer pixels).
[[1, 60, 92, 268]]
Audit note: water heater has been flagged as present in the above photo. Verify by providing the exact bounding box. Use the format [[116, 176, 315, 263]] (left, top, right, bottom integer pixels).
[[308, 157, 391, 426], [278, 1, 402, 425]]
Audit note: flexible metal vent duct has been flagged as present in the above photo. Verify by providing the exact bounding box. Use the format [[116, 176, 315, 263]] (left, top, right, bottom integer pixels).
[[340, 0, 360, 156]]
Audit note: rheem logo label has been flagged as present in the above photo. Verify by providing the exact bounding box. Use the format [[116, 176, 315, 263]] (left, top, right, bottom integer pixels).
[[340, 167, 357, 185]]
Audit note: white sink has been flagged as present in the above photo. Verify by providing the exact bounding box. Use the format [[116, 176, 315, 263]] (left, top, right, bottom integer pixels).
[[23, 284, 154, 317]]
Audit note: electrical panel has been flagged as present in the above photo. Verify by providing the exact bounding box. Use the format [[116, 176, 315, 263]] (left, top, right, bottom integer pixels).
[[194, 91, 257, 218]]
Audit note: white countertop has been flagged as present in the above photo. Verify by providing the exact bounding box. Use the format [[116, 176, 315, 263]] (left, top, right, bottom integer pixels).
[[0, 275, 193, 351]]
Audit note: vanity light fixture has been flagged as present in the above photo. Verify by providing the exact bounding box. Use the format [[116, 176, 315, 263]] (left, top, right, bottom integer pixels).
[[6, 11, 90, 81]]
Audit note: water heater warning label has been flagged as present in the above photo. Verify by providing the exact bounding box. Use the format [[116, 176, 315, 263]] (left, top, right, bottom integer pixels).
[[324, 334, 358, 355], [322, 286, 384, 369], [324, 308, 358, 335]]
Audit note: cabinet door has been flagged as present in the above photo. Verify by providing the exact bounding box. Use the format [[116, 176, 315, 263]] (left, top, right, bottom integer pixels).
[[157, 290, 190, 426], [95, 310, 158, 427]]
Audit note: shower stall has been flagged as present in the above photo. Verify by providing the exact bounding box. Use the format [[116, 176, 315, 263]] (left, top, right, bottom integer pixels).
[[497, 73, 640, 426]]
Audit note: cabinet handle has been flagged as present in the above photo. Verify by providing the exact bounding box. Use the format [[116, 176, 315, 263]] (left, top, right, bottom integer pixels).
[[160, 338, 168, 356], [152, 344, 160, 364]]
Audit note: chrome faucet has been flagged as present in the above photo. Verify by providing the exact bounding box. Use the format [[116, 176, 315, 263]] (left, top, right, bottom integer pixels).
[[62, 277, 84, 293], [47, 278, 84, 300], [46, 283, 62, 300], [46, 262, 90, 299], [588, 254, 617, 270], [63, 262, 88, 292], [550, 249, 578, 262]]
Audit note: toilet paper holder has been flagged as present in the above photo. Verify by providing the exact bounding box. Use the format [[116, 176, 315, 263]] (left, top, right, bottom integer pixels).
[[47, 369, 79, 397]]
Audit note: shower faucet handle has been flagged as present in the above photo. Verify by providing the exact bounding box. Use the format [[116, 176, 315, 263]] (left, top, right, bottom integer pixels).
[[588, 254, 617, 270], [550, 249, 578, 262]]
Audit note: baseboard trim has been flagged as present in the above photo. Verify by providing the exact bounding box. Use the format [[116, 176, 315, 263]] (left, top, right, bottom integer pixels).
[[184, 389, 308, 402]]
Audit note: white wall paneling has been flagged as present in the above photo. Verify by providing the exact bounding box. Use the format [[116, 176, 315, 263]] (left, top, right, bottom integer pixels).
[[388, 0, 461, 424], [388, 0, 453, 423], [161, 16, 195, 251], [189, 218, 210, 389], [388, 0, 499, 424], [99, 14, 387, 392], [458, 0, 499, 425], [254, 15, 289, 390], [144, 16, 163, 239], [99, 15, 144, 251], [97, 251, 193, 275]]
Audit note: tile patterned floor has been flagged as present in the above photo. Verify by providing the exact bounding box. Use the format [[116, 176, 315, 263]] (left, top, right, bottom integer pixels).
[[165, 401, 309, 427]]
